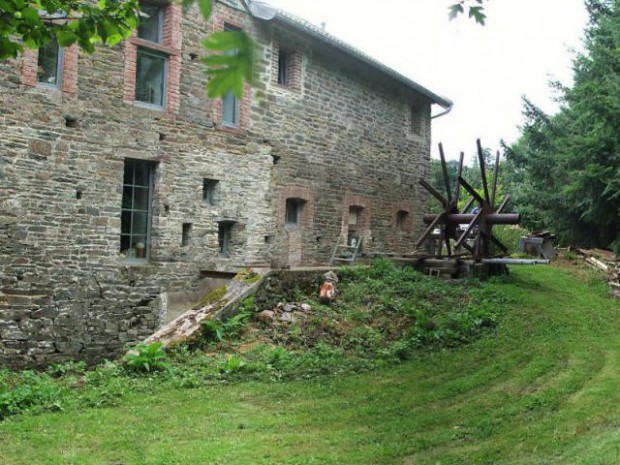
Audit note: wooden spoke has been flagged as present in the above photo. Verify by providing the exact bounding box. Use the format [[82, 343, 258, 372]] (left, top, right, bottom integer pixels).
[[439, 143, 452, 203], [458, 176, 484, 206], [496, 195, 511, 214], [420, 179, 448, 207], [454, 208, 483, 250], [460, 196, 475, 214], [414, 213, 444, 250], [477, 139, 491, 205], [490, 150, 500, 209], [444, 231, 452, 257], [479, 229, 508, 253], [455, 151, 464, 205]]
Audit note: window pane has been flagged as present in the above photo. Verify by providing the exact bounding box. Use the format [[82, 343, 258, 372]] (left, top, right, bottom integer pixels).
[[278, 51, 287, 85], [222, 92, 237, 126], [123, 160, 135, 184], [37, 39, 61, 86], [132, 212, 148, 236], [136, 49, 166, 107], [120, 235, 131, 254], [121, 210, 132, 235], [134, 162, 150, 186], [120, 159, 154, 258], [122, 186, 133, 209], [138, 5, 162, 43], [133, 187, 149, 211]]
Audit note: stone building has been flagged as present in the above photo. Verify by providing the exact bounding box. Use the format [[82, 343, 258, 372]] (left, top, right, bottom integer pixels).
[[0, 0, 452, 367]]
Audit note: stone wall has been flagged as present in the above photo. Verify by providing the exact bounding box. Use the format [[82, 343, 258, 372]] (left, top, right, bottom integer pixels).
[[0, 0, 436, 367]]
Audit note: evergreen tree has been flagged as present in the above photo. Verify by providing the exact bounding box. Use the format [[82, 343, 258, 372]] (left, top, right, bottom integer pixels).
[[506, 0, 620, 250]]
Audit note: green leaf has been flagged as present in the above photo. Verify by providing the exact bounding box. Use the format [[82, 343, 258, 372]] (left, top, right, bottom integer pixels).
[[56, 30, 77, 47], [198, 0, 211, 19], [20, 7, 41, 26], [468, 6, 486, 25], [448, 3, 464, 21]]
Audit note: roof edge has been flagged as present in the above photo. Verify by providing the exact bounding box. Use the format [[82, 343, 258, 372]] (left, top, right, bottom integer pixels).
[[245, 1, 452, 110]]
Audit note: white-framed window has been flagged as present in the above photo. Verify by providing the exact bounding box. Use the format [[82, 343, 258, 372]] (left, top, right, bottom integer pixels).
[[37, 38, 63, 88], [121, 159, 155, 260]]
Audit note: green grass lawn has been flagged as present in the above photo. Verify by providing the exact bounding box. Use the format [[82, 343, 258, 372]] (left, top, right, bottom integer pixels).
[[1, 264, 620, 464]]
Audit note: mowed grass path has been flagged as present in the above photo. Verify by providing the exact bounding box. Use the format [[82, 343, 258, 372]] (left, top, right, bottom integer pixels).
[[1, 265, 620, 464]]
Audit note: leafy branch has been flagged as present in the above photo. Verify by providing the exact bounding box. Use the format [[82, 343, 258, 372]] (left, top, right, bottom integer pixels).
[[449, 0, 487, 25]]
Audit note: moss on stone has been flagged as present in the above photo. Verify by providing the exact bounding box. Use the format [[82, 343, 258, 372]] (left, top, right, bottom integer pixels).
[[199, 286, 227, 307], [234, 268, 262, 284]]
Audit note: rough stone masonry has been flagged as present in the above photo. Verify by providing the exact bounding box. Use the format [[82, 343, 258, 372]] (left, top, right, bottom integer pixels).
[[0, 0, 451, 368]]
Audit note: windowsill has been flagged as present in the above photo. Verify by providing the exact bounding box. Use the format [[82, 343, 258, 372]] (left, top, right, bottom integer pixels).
[[119, 258, 150, 267], [216, 123, 245, 135], [133, 101, 166, 112], [36, 82, 61, 91]]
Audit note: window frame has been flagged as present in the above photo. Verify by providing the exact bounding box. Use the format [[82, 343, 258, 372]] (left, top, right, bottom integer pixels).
[[138, 4, 164, 44], [120, 159, 155, 262], [36, 39, 63, 89], [221, 91, 239, 127], [134, 46, 168, 109], [220, 23, 241, 128]]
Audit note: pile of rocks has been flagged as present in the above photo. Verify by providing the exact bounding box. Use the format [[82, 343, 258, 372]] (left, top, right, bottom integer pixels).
[[255, 302, 313, 324]]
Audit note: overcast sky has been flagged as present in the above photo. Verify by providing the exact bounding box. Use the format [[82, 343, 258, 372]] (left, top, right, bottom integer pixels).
[[264, 0, 589, 163]]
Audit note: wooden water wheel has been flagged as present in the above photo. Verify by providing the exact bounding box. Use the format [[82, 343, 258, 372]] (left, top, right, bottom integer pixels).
[[415, 139, 520, 261]]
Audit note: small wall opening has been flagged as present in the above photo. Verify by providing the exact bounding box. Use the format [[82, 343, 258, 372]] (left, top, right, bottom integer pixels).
[[285, 198, 305, 225], [397, 210, 409, 230], [203, 179, 219, 206], [182, 223, 192, 247], [218, 221, 234, 256], [65, 116, 79, 128], [348, 206, 364, 246]]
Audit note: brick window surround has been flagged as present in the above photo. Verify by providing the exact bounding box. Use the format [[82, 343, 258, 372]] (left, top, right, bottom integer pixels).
[[123, 2, 182, 113], [272, 42, 302, 91], [212, 19, 251, 132], [392, 203, 414, 233], [21, 44, 78, 94], [279, 187, 314, 228]]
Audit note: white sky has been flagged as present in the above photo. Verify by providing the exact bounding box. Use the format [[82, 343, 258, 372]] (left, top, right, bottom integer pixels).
[[263, 0, 589, 163]]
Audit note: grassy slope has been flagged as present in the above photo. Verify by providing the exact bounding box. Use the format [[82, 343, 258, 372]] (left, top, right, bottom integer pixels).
[[1, 265, 620, 464]]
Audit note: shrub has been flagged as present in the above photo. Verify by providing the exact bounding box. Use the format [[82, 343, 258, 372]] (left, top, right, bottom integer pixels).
[[124, 342, 169, 373]]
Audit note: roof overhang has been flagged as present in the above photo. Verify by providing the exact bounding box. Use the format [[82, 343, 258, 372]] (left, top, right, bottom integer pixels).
[[244, 0, 453, 112]]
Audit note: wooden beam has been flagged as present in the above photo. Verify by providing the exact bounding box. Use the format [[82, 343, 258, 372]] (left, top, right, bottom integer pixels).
[[439, 143, 452, 203], [420, 179, 448, 207], [477, 139, 491, 205]]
